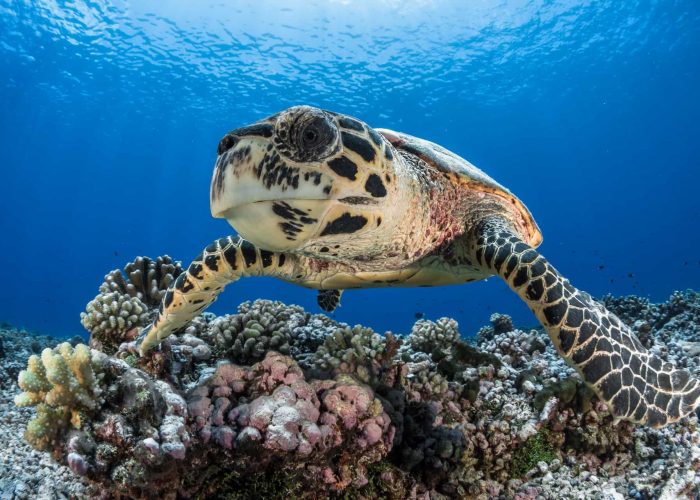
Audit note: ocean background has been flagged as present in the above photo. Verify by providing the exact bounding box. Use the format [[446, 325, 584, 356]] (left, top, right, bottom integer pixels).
[[0, 0, 698, 340]]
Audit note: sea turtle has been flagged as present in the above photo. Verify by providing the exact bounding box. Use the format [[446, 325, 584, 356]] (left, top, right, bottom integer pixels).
[[137, 105, 700, 428]]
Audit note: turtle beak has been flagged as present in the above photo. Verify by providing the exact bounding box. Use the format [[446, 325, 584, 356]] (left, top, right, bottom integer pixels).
[[209, 121, 338, 251], [209, 122, 332, 219]]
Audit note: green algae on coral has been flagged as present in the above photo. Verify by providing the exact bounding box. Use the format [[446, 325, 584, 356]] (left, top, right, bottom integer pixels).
[[509, 429, 558, 478]]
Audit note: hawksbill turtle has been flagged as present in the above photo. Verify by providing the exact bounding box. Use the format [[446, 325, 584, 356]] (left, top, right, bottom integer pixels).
[[137, 105, 700, 428]]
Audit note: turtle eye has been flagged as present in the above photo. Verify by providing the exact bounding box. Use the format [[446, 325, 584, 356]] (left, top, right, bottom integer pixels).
[[293, 114, 337, 158], [302, 126, 320, 147], [274, 107, 340, 162]]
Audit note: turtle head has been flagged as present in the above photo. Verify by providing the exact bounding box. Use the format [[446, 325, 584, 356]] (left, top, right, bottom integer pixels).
[[210, 106, 402, 254]]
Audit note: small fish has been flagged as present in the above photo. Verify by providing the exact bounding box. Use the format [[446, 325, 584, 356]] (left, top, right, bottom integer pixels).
[[414, 312, 424, 319], [598, 265, 605, 270], [114, 250, 119, 256]]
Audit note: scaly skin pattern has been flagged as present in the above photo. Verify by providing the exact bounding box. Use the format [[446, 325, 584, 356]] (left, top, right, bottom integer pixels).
[[135, 106, 700, 427], [317, 289, 343, 312], [139, 236, 297, 355], [470, 218, 700, 427]]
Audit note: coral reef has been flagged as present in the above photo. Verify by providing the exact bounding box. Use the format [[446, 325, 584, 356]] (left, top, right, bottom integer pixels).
[[15, 343, 102, 452], [202, 300, 306, 362], [80, 255, 183, 354], [99, 256, 184, 308], [80, 292, 149, 354], [11, 264, 700, 498]]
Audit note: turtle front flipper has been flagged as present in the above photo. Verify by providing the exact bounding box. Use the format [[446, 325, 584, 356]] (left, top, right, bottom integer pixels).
[[137, 236, 296, 356], [471, 219, 700, 427], [317, 289, 343, 312]]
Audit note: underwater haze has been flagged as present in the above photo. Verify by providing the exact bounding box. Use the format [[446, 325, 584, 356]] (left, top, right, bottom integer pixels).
[[1, 0, 699, 339]]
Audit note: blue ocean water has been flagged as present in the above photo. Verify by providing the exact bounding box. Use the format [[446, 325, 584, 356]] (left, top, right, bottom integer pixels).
[[0, 0, 698, 340]]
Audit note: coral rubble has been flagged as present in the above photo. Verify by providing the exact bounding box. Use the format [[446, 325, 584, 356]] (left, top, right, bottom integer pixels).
[[9, 262, 700, 498]]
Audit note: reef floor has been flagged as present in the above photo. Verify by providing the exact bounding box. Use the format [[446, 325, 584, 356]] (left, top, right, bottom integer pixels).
[[1, 288, 699, 500]]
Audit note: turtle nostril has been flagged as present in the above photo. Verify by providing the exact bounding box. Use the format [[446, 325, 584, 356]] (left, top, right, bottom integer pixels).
[[217, 134, 239, 155]]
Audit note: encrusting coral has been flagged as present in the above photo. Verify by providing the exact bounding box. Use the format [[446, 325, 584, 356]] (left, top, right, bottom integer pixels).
[[14, 256, 700, 498]]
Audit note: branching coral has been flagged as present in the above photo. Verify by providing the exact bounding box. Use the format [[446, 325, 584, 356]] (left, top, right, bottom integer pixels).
[[80, 255, 183, 354], [408, 317, 460, 356], [15, 343, 102, 451], [99, 255, 183, 308], [313, 325, 392, 384], [202, 300, 306, 362], [80, 292, 149, 353]]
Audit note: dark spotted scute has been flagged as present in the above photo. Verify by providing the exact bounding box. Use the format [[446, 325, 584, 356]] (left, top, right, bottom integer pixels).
[[530, 259, 546, 278], [483, 245, 496, 267], [320, 213, 368, 236], [503, 255, 518, 279], [628, 389, 642, 414], [164, 290, 174, 308], [188, 263, 204, 280], [317, 289, 342, 312], [558, 327, 576, 353], [571, 339, 596, 364], [671, 370, 690, 391], [658, 372, 672, 391], [260, 249, 273, 268], [204, 254, 220, 272], [338, 117, 364, 132], [512, 267, 529, 288], [328, 156, 358, 180], [611, 389, 631, 416], [367, 128, 383, 147], [565, 307, 584, 328], [577, 321, 597, 344], [525, 278, 545, 301], [544, 272, 557, 286], [241, 240, 257, 267], [174, 273, 195, 293], [217, 134, 239, 155], [599, 372, 623, 401], [364, 174, 387, 197], [543, 300, 567, 325], [544, 282, 564, 303], [223, 244, 238, 270], [493, 244, 511, 272], [668, 396, 682, 419], [231, 123, 274, 138], [258, 150, 299, 190], [581, 355, 611, 384], [341, 131, 376, 162]]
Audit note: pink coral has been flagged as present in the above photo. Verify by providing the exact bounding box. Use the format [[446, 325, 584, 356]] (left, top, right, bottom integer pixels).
[[184, 352, 395, 469]]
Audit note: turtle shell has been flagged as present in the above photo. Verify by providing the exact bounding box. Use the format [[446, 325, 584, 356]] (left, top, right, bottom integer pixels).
[[377, 128, 543, 248]]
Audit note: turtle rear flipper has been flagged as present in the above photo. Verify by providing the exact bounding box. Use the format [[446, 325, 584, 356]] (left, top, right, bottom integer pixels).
[[473, 219, 700, 427], [317, 289, 343, 312]]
